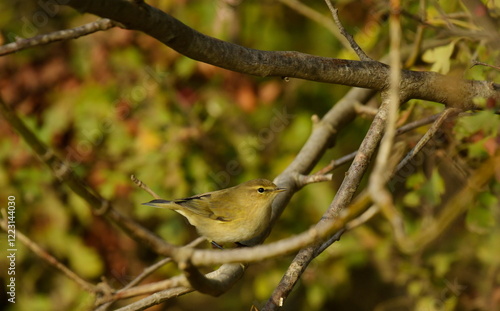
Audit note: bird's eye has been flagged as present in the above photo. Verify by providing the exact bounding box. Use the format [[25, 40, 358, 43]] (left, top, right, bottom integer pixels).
[[257, 187, 265, 193]]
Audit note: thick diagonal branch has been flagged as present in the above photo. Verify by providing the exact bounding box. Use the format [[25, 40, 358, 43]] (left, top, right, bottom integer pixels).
[[0, 96, 173, 257], [63, 0, 499, 109]]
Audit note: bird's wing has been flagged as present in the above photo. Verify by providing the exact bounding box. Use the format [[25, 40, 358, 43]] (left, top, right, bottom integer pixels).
[[174, 194, 231, 222]]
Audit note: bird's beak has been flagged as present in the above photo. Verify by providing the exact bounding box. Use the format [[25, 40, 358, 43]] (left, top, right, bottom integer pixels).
[[275, 187, 286, 193]]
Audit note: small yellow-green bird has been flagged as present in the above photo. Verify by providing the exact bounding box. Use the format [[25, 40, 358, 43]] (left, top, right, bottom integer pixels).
[[142, 179, 286, 248]]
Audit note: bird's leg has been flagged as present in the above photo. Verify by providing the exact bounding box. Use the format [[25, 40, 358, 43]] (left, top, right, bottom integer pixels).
[[211, 241, 224, 249]]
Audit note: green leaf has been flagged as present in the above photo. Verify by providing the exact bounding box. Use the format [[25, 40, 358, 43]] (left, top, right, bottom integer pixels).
[[67, 237, 103, 279], [429, 254, 454, 278], [466, 192, 497, 233], [175, 57, 197, 78], [306, 283, 328, 310], [403, 191, 421, 207], [253, 270, 283, 301], [421, 169, 445, 205], [422, 41, 456, 74], [416, 296, 440, 311], [406, 172, 426, 189], [466, 139, 489, 160], [454, 111, 500, 139], [408, 280, 424, 297]]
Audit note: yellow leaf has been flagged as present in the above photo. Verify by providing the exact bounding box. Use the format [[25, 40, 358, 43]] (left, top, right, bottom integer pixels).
[[136, 127, 162, 153], [422, 41, 456, 74]]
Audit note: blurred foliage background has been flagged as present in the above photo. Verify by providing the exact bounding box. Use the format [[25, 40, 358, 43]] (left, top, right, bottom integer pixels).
[[1, 0, 499, 310]]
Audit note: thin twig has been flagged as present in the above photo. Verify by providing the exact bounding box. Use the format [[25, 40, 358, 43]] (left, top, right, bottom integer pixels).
[[0, 96, 175, 261], [60, 0, 500, 109], [0, 19, 116, 56], [314, 195, 378, 256], [354, 101, 378, 116], [97, 274, 190, 305], [404, 0, 426, 68], [378, 108, 459, 253], [313, 111, 451, 177], [262, 87, 391, 311], [179, 183, 373, 266], [313, 151, 358, 176], [470, 60, 500, 71], [264, 107, 466, 311], [128, 237, 205, 289], [324, 0, 373, 61], [112, 264, 246, 311], [312, 228, 346, 258], [412, 151, 500, 251], [114, 287, 192, 311], [346, 204, 380, 229], [368, 0, 405, 247], [395, 108, 460, 173], [296, 173, 333, 187], [131, 174, 161, 199], [263, 186, 375, 311], [95, 236, 212, 309], [395, 111, 438, 134]]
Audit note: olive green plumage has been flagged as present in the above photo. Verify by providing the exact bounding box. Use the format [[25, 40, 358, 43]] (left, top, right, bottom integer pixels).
[[142, 179, 286, 245]]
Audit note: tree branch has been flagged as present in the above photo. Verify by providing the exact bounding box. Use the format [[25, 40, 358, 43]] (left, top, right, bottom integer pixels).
[[62, 0, 500, 109], [4, 1, 500, 309], [0, 96, 174, 258], [262, 89, 391, 311], [395, 108, 460, 173], [0, 19, 116, 56], [368, 0, 404, 245], [0, 76, 375, 306], [143, 89, 385, 267], [112, 264, 246, 311], [411, 151, 500, 251], [324, 0, 372, 61], [0, 211, 98, 293], [461, 0, 500, 48]]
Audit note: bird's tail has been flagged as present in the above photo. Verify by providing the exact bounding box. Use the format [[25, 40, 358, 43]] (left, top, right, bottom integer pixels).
[[142, 199, 173, 209]]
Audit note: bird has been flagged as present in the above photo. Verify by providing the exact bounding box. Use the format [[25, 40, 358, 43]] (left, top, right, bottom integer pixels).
[[142, 179, 286, 248]]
